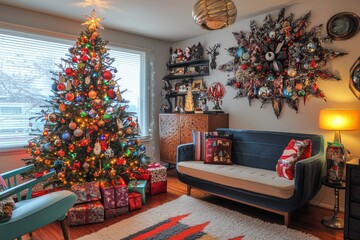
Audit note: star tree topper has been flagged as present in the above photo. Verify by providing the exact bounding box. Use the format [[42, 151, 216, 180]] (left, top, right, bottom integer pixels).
[[82, 9, 104, 32]]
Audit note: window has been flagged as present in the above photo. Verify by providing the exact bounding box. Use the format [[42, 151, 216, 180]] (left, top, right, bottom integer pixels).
[[0, 29, 148, 149]]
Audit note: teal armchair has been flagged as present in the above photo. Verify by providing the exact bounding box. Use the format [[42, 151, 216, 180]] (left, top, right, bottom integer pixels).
[[0, 164, 77, 240]]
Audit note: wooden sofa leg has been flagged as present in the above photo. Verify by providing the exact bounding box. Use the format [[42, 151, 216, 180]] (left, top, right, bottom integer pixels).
[[284, 212, 290, 226], [59, 218, 69, 240], [187, 185, 192, 196]]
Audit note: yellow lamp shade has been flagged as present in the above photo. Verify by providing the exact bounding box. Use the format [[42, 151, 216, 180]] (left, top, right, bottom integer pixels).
[[319, 109, 359, 131]]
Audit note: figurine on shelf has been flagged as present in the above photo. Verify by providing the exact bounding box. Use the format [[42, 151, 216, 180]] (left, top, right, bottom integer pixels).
[[176, 48, 183, 63], [206, 43, 220, 70], [192, 42, 204, 60], [183, 47, 192, 62]]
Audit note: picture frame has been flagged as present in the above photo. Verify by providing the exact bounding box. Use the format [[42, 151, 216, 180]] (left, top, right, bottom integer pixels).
[[326, 12, 359, 40], [174, 67, 185, 75], [192, 79, 203, 90]]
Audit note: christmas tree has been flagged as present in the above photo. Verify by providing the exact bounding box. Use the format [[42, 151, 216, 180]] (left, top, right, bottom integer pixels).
[[23, 10, 147, 188]]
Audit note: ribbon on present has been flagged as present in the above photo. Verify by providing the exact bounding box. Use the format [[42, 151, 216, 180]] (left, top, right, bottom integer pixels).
[[128, 192, 142, 211], [148, 163, 161, 169]]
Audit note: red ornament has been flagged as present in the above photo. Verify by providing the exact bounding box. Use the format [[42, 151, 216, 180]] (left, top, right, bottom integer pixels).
[[128, 117, 133, 121], [81, 36, 88, 44], [241, 64, 248, 70], [65, 92, 75, 102], [57, 83, 65, 91], [68, 144, 75, 152], [65, 67, 73, 76], [103, 70, 112, 80], [72, 56, 79, 63], [81, 55, 89, 62], [81, 48, 88, 54], [34, 172, 43, 178], [256, 65, 263, 72], [107, 89, 116, 99], [235, 82, 241, 88], [129, 121, 136, 127], [74, 161, 81, 169], [57, 149, 65, 157], [87, 146, 93, 153]]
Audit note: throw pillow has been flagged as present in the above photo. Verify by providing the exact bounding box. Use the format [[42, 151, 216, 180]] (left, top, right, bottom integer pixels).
[[204, 137, 233, 165], [276, 139, 312, 180], [0, 175, 15, 223], [193, 131, 218, 161]]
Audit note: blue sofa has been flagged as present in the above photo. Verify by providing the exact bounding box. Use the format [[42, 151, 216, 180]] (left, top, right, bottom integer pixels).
[[176, 128, 325, 226]]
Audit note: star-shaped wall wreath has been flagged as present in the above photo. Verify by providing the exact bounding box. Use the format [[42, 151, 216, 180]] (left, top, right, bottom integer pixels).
[[219, 8, 347, 118]]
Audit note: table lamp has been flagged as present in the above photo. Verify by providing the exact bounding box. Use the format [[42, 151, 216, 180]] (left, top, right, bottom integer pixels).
[[319, 109, 359, 184], [319, 109, 359, 143]]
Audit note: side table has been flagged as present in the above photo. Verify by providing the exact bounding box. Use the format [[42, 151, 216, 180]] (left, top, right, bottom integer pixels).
[[321, 176, 346, 229]]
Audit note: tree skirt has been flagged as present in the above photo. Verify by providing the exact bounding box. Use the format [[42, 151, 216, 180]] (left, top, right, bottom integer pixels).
[[78, 195, 318, 240]]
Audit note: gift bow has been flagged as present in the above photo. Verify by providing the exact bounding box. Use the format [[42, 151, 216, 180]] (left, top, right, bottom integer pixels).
[[148, 163, 161, 168]]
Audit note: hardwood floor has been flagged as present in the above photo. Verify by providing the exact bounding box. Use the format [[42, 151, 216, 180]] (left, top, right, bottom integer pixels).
[[23, 168, 344, 240]]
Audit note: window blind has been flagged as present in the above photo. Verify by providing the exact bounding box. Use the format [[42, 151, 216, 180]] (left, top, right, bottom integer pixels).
[[0, 29, 148, 149]]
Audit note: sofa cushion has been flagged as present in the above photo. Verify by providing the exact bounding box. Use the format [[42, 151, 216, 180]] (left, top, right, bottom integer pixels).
[[276, 139, 312, 180], [205, 137, 232, 165], [177, 161, 294, 199], [193, 131, 218, 161]]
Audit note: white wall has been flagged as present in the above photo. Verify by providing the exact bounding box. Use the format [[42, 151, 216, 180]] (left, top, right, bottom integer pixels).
[[172, 0, 360, 210], [0, 4, 169, 172]]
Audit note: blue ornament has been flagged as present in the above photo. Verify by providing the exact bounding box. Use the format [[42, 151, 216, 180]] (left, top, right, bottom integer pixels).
[[133, 151, 138, 156], [51, 83, 58, 91], [128, 141, 132, 146], [92, 72, 99, 78], [43, 142, 51, 152], [99, 135, 105, 141], [236, 47, 245, 58], [54, 159, 63, 169], [121, 142, 127, 148], [62, 132, 71, 141], [75, 95, 82, 102], [140, 145, 146, 151]]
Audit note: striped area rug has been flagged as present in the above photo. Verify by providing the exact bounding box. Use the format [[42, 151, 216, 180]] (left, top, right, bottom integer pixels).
[[78, 195, 318, 240]]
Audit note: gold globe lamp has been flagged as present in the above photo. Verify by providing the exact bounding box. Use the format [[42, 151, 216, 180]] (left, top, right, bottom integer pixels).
[[192, 0, 237, 30]]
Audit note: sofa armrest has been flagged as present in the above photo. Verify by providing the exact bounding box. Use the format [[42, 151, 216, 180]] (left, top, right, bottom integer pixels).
[[293, 152, 326, 205], [176, 143, 195, 163]]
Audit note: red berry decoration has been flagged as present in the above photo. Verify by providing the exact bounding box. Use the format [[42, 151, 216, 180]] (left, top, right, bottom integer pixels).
[[103, 70, 112, 80], [107, 89, 116, 99], [65, 67, 73, 76], [57, 83, 65, 91]]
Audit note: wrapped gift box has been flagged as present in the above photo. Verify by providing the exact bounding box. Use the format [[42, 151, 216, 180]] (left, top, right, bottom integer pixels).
[[71, 181, 101, 204], [148, 163, 167, 195], [127, 180, 147, 204], [105, 206, 129, 219], [128, 192, 142, 211], [100, 184, 128, 210], [68, 201, 104, 226]]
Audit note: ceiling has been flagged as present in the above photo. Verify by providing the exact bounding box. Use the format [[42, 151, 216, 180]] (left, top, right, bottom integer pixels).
[[0, 0, 301, 42]]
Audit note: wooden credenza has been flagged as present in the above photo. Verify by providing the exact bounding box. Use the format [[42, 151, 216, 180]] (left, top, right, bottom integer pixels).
[[159, 113, 229, 165], [345, 158, 360, 240]]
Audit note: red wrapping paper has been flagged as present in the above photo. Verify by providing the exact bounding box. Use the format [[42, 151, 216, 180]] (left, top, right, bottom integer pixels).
[[128, 192, 142, 211]]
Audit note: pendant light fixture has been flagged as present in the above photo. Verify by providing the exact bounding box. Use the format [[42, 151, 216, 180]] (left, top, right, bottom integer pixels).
[[192, 0, 237, 30]]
